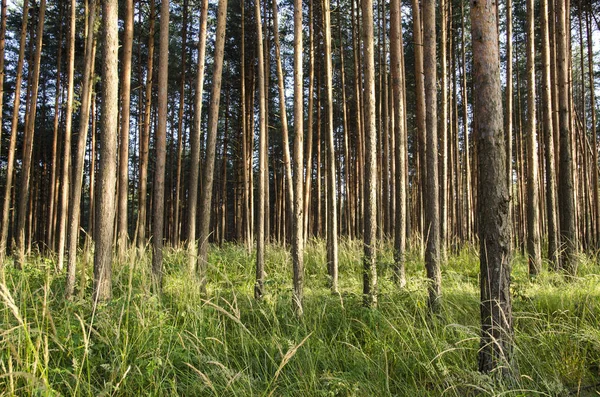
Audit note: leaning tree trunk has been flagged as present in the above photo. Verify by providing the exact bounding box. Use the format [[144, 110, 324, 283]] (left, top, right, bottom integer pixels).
[[65, 0, 97, 299], [15, 0, 46, 268], [197, 0, 228, 291], [0, 0, 29, 267], [187, 0, 209, 274], [471, 0, 513, 376], [0, 0, 7, 156], [292, 0, 305, 314], [93, 0, 119, 302]]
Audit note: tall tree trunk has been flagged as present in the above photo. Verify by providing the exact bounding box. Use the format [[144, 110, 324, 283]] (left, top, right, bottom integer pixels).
[[151, 0, 169, 292], [391, 0, 407, 287], [505, 0, 513, 247], [117, 0, 134, 258], [525, 0, 541, 276], [93, 0, 119, 302], [541, 0, 559, 268], [292, 0, 305, 313], [556, 0, 576, 274], [471, 0, 513, 375], [0, 0, 7, 156], [187, 0, 209, 273], [303, 0, 314, 243], [173, 0, 188, 247], [361, 0, 377, 306], [57, 0, 76, 272], [423, 0, 441, 311], [439, 0, 448, 257], [323, 0, 339, 294], [137, 0, 155, 250], [254, 0, 266, 299], [197, 0, 228, 290], [587, 4, 599, 249], [0, 0, 29, 266], [411, 0, 426, 247], [66, 0, 97, 299], [15, 0, 46, 268]]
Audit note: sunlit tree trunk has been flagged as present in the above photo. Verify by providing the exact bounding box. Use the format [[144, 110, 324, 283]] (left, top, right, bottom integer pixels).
[[197, 0, 228, 290], [15, 0, 46, 268], [187, 0, 209, 273], [0, 0, 29, 267], [471, 0, 513, 375], [117, 0, 134, 258], [93, 0, 119, 302], [525, 0, 541, 276], [151, 0, 169, 292]]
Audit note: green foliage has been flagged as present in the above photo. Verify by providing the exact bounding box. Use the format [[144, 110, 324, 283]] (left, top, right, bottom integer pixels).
[[1, 242, 599, 396]]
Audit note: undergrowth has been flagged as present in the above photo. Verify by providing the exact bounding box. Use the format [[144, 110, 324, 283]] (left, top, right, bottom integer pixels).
[[0, 240, 599, 396]]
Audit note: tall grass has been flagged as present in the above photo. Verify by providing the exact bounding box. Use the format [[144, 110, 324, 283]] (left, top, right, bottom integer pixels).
[[1, 241, 599, 396]]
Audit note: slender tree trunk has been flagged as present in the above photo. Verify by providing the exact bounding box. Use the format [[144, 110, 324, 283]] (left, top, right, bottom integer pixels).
[[93, 0, 119, 302], [254, 0, 266, 299], [361, 0, 377, 306], [541, 0, 559, 268], [57, 0, 76, 272], [556, 0, 576, 274], [137, 0, 155, 250], [292, 0, 305, 313], [66, 0, 97, 298], [587, 5, 599, 249], [173, 0, 188, 246], [117, 0, 134, 258], [391, 0, 406, 287], [323, 0, 339, 294], [471, 0, 513, 375], [15, 0, 46, 268], [187, 0, 209, 273], [525, 0, 541, 276], [439, 0, 448, 257], [303, 0, 314, 243], [151, 0, 169, 292], [0, 0, 7, 157], [505, 0, 513, 247], [0, 0, 29, 266], [197, 0, 228, 290]]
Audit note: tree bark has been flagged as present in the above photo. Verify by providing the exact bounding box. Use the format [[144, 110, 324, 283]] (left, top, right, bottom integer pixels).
[[197, 0, 228, 290], [187, 0, 209, 273], [424, 0, 441, 311], [254, 0, 266, 299], [292, 0, 304, 313], [471, 0, 513, 375], [15, 0, 46, 268], [93, 0, 119, 302], [525, 0, 541, 276], [151, 0, 169, 292], [0, 0, 29, 266], [390, 0, 406, 287], [556, 0, 576, 274], [117, 0, 134, 258], [324, 0, 339, 294], [361, 0, 377, 306], [57, 0, 77, 272], [66, 0, 97, 299]]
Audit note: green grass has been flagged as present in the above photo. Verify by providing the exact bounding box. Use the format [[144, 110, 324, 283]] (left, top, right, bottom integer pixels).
[[1, 240, 599, 396]]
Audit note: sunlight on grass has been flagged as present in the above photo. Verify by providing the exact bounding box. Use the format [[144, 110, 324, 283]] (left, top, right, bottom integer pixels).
[[1, 241, 599, 396]]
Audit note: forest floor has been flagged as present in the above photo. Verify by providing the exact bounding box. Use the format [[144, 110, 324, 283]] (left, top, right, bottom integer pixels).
[[1, 239, 599, 396]]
